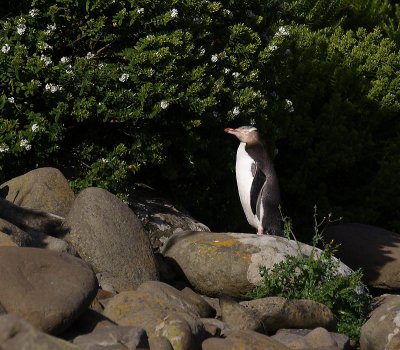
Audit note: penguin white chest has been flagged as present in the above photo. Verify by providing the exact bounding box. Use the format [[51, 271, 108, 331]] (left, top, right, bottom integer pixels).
[[235, 143, 260, 228]]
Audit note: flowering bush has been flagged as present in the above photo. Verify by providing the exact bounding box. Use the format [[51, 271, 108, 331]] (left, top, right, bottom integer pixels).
[[0, 0, 283, 195], [0, 0, 399, 235]]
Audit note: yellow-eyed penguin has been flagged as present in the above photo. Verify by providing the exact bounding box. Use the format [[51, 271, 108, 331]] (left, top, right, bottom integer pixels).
[[224, 126, 282, 235]]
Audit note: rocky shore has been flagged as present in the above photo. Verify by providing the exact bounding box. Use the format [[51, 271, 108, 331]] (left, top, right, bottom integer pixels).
[[0, 167, 398, 350]]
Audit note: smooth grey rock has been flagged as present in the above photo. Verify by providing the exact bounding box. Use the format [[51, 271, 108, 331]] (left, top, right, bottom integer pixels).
[[325, 223, 400, 290], [272, 329, 351, 350], [63, 187, 158, 291], [103, 281, 209, 348], [128, 183, 210, 251], [219, 296, 264, 333], [0, 247, 97, 334], [0, 167, 74, 217], [202, 329, 290, 350], [0, 312, 79, 349], [240, 297, 337, 333], [73, 325, 149, 350], [360, 294, 400, 350], [162, 231, 352, 298]]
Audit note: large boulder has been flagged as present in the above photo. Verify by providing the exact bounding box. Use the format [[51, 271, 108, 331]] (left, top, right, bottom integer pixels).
[[272, 327, 348, 350], [0, 314, 79, 350], [0, 167, 74, 217], [162, 231, 352, 298], [128, 184, 210, 251], [103, 281, 213, 349], [63, 187, 159, 291], [202, 329, 290, 350], [240, 297, 336, 333], [360, 294, 400, 350], [0, 247, 97, 334], [324, 223, 400, 290]]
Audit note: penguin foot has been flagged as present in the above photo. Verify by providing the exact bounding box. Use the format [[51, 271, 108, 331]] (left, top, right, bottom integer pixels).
[[256, 228, 265, 235]]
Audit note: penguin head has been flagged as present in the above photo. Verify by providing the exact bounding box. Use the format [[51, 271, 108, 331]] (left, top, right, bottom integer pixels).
[[224, 126, 260, 144]]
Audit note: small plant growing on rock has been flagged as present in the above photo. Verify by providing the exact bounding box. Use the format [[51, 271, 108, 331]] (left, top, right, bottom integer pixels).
[[249, 206, 373, 341]]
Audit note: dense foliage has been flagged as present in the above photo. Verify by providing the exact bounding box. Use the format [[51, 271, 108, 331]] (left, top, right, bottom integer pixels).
[[249, 211, 373, 341], [0, 0, 399, 236]]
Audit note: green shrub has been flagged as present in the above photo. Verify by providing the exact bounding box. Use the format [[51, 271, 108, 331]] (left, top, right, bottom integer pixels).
[[249, 209, 373, 341]]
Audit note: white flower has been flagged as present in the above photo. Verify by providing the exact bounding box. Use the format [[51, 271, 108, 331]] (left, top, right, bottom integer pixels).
[[38, 42, 52, 51], [101, 158, 109, 163], [8, 97, 14, 103], [40, 54, 52, 66], [45, 83, 63, 93], [31, 79, 41, 87], [29, 9, 39, 17], [232, 72, 240, 78], [285, 99, 294, 113], [222, 9, 232, 16], [20, 139, 31, 150], [1, 44, 10, 53], [211, 54, 218, 63], [86, 52, 94, 59], [119, 73, 129, 82], [46, 24, 56, 32], [233, 106, 240, 115], [199, 48, 205, 55], [0, 144, 9, 153], [17, 23, 26, 35], [98, 63, 104, 69], [31, 123, 39, 132], [223, 68, 231, 74], [137, 8, 145, 14], [277, 26, 289, 36], [269, 45, 278, 51], [160, 100, 169, 109], [65, 65, 73, 74], [60, 56, 70, 63], [171, 8, 178, 18]]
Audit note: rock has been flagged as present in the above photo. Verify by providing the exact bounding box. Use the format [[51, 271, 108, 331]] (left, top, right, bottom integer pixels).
[[202, 329, 290, 350], [219, 297, 264, 333], [0, 246, 97, 334], [272, 329, 351, 350], [0, 167, 74, 217], [360, 294, 400, 350], [149, 335, 174, 350], [0, 217, 77, 254], [63, 187, 159, 291], [240, 297, 336, 333], [154, 312, 200, 350], [0, 313, 79, 350], [180, 287, 216, 319], [200, 318, 230, 336], [73, 325, 149, 350], [128, 183, 210, 251], [103, 281, 211, 348], [162, 231, 352, 298], [272, 327, 341, 350], [0, 231, 17, 247], [325, 223, 400, 290]]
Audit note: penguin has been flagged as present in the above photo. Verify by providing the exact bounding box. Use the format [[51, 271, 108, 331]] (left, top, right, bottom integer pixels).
[[224, 126, 282, 235]]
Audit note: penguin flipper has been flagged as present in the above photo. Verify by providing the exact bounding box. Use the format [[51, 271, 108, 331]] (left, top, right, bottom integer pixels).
[[250, 163, 266, 215], [256, 178, 282, 236]]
